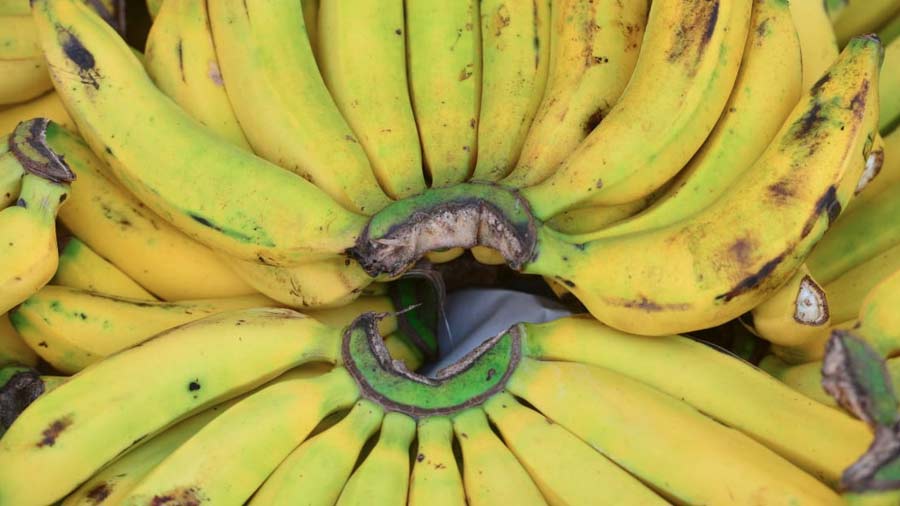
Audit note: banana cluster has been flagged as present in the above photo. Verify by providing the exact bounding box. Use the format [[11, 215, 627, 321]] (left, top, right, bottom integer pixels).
[[0, 0, 899, 503]]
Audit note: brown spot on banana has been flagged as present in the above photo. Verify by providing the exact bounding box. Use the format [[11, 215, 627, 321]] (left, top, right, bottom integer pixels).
[[36, 415, 73, 448]]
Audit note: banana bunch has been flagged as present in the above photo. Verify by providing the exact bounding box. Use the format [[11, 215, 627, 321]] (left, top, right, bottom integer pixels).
[[0, 309, 872, 505]]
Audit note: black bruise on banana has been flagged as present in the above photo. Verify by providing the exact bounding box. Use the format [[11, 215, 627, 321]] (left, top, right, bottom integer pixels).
[[84, 482, 111, 503], [602, 295, 691, 313], [187, 212, 256, 244], [666, 0, 720, 71], [36, 415, 73, 448], [0, 369, 45, 437], [715, 253, 786, 303], [148, 486, 205, 506], [57, 26, 101, 90], [176, 39, 186, 83]]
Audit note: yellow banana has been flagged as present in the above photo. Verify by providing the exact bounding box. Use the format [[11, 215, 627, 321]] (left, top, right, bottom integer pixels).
[[0, 308, 341, 505], [483, 391, 668, 506], [544, 198, 650, 235], [750, 264, 831, 346], [408, 417, 466, 506], [470, 245, 506, 265], [34, 0, 370, 265], [521, 0, 753, 214], [790, 0, 840, 89], [853, 127, 899, 203], [852, 267, 900, 356], [503, 0, 649, 187], [250, 399, 384, 506], [0, 15, 52, 105], [567, 0, 802, 241], [10, 286, 276, 374], [833, 0, 900, 46], [823, 243, 900, 325], [770, 318, 857, 364], [336, 411, 416, 506], [122, 368, 359, 506], [879, 36, 900, 134], [879, 9, 900, 45], [471, 0, 551, 181], [508, 358, 844, 505], [766, 354, 900, 408], [318, 0, 427, 199], [300, 0, 320, 61], [452, 407, 546, 506], [519, 316, 871, 485], [0, 1, 29, 15], [145, 0, 162, 19], [405, 0, 480, 187], [144, 0, 251, 149], [47, 122, 257, 300], [0, 135, 23, 208], [53, 238, 156, 300], [0, 313, 36, 367], [207, 0, 391, 214], [0, 120, 74, 315], [0, 91, 75, 135]]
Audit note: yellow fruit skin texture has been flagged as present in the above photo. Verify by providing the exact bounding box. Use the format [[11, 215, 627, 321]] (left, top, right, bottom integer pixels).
[[408, 417, 466, 506], [53, 238, 155, 300]]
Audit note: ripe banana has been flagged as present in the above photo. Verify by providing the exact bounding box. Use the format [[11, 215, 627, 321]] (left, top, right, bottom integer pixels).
[[854, 128, 899, 203], [0, 308, 341, 505], [879, 10, 900, 45], [544, 197, 650, 235], [250, 399, 384, 506], [144, 0, 251, 149], [405, 0, 480, 188], [53, 237, 156, 300], [521, 0, 753, 214], [0, 120, 74, 315], [47, 122, 257, 300], [318, 0, 427, 200], [750, 264, 831, 346], [850, 267, 900, 356], [145, 0, 162, 19], [770, 318, 858, 364], [879, 36, 900, 134], [790, 0, 840, 89], [300, 0, 320, 61], [34, 0, 370, 265], [0, 313, 36, 367], [833, 0, 900, 47], [471, 0, 551, 181], [336, 411, 416, 506], [10, 286, 276, 374], [207, 0, 391, 214], [566, 0, 802, 241], [0, 14, 52, 105], [408, 417, 465, 506], [823, 242, 900, 325], [504, 0, 649, 188], [0, 91, 75, 135]]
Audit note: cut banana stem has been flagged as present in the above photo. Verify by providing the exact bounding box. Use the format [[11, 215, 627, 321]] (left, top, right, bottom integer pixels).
[[0, 15, 52, 105], [751, 264, 831, 347], [53, 237, 157, 300]]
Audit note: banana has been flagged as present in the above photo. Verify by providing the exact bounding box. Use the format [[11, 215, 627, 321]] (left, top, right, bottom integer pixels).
[[483, 391, 668, 505], [122, 368, 358, 506], [0, 308, 341, 505], [833, 0, 900, 47], [0, 1, 29, 15], [503, 0, 649, 188], [0, 313, 36, 367], [852, 133, 886, 197], [0, 120, 74, 315], [750, 264, 831, 346], [318, 0, 427, 199], [0, 135, 23, 208], [300, 0, 320, 61], [790, 0, 840, 89], [0, 15, 52, 105], [451, 407, 546, 506], [47, 121, 257, 300], [10, 286, 276, 374], [408, 417, 466, 506], [507, 358, 844, 505], [207, 0, 391, 214], [306, 294, 398, 335], [852, 267, 900, 356], [145, 0, 162, 19], [0, 366, 48, 437], [770, 318, 857, 364], [0, 91, 75, 135], [34, 0, 370, 265], [470, 245, 506, 265], [879, 36, 900, 134], [854, 128, 899, 202], [53, 238, 156, 300], [520, 0, 752, 214], [336, 411, 416, 506], [144, 0, 251, 149], [566, 0, 802, 241], [766, 355, 900, 408], [822, 242, 900, 325], [405, 0, 480, 187], [223, 255, 373, 309], [518, 316, 871, 485], [879, 10, 900, 45], [250, 399, 384, 506], [470, 0, 551, 181], [543, 198, 650, 235]]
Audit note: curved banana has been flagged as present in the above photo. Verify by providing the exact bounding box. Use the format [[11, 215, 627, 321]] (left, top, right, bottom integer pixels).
[[853, 128, 899, 203], [470, 0, 551, 181], [452, 407, 545, 506], [0, 136, 23, 209], [790, 0, 840, 89], [47, 122, 257, 300], [0, 308, 341, 506], [544, 198, 650, 235], [0, 1, 29, 16], [0, 91, 75, 135], [484, 391, 668, 505], [521, 0, 753, 214], [336, 411, 416, 506], [508, 358, 844, 505], [145, 0, 162, 19], [750, 264, 831, 346], [144, 0, 251, 149], [10, 286, 275, 374], [0, 15, 52, 105], [567, 0, 802, 241], [770, 318, 857, 364], [0, 120, 74, 315], [53, 238, 156, 300], [0, 313, 36, 367], [879, 37, 900, 134], [852, 267, 900, 356], [822, 243, 900, 325], [207, 0, 391, 214], [33, 0, 370, 265], [503, 0, 649, 187], [122, 368, 359, 506], [833, 0, 900, 46], [300, 0, 320, 61], [318, 0, 426, 199], [405, 0, 480, 187], [408, 417, 465, 506], [879, 10, 900, 45], [519, 316, 871, 485], [250, 399, 384, 506]]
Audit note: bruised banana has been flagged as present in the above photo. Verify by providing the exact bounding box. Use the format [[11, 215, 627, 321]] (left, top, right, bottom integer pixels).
[[750, 264, 831, 347], [521, 0, 752, 214], [503, 0, 649, 188], [208, 0, 391, 214], [34, 0, 370, 266], [53, 237, 156, 300], [144, 0, 251, 149]]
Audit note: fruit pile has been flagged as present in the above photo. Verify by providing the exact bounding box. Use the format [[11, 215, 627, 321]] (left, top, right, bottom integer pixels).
[[0, 0, 899, 504]]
